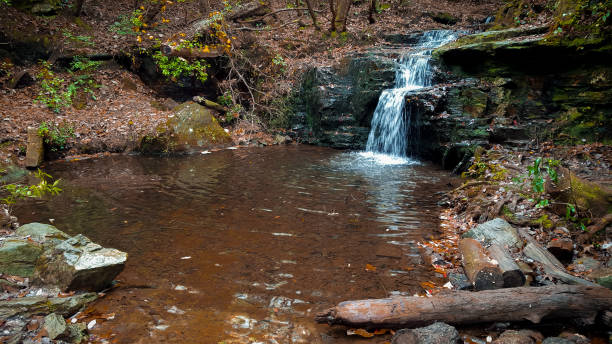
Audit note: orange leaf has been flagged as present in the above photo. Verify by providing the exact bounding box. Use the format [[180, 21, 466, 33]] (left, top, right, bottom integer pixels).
[[420, 281, 435, 289], [348, 328, 374, 338], [365, 264, 376, 272]]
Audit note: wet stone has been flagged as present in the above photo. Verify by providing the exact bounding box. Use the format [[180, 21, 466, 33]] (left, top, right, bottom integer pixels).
[[34, 234, 127, 291], [588, 267, 612, 289], [541, 337, 575, 344], [0, 293, 97, 319], [43, 313, 68, 340], [16, 222, 70, 246], [493, 330, 534, 344]]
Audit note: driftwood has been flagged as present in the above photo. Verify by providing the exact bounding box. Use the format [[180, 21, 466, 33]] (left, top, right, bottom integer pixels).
[[315, 285, 612, 328], [488, 244, 525, 288], [192, 96, 228, 112], [459, 238, 503, 290], [521, 232, 597, 286], [578, 213, 612, 244]]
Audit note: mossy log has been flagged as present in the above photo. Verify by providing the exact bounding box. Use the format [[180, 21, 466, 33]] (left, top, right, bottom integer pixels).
[[315, 285, 612, 328]]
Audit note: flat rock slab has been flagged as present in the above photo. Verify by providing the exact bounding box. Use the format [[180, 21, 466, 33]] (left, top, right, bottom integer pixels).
[[35, 234, 127, 291], [44, 313, 68, 340], [463, 218, 522, 249], [0, 238, 43, 277], [0, 293, 97, 319]]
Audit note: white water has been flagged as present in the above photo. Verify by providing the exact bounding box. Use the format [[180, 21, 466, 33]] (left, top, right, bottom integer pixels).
[[363, 30, 458, 164]]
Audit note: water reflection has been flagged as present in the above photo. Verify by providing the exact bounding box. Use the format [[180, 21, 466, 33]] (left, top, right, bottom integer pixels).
[[15, 145, 454, 343]]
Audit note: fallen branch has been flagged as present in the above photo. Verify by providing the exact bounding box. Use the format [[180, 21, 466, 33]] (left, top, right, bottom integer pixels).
[[459, 238, 503, 290], [577, 213, 612, 244], [315, 285, 612, 328], [236, 19, 301, 31]]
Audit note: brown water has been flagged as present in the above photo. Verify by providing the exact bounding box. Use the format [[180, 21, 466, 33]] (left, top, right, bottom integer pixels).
[[15, 145, 455, 343]]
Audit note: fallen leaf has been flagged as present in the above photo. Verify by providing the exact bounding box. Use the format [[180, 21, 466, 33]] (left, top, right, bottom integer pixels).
[[365, 264, 376, 272]]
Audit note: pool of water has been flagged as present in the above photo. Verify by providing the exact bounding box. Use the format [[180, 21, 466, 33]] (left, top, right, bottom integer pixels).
[[15, 145, 455, 343]]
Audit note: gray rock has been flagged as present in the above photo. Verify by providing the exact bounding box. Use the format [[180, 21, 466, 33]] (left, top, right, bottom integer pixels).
[[541, 338, 574, 344], [44, 313, 68, 340], [0, 293, 97, 319], [0, 238, 43, 277], [493, 330, 534, 344], [67, 322, 87, 344], [392, 322, 459, 344], [463, 218, 522, 249], [588, 267, 612, 289], [16, 222, 70, 245], [572, 256, 600, 273], [35, 234, 127, 291]]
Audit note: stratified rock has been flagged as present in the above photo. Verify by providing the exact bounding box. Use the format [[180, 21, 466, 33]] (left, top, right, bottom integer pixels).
[[392, 322, 459, 344], [25, 126, 44, 168], [44, 313, 68, 340], [0, 239, 43, 277], [35, 234, 127, 291], [462, 218, 522, 249], [0, 293, 97, 318], [493, 330, 534, 344], [16, 222, 70, 246], [139, 101, 232, 153]]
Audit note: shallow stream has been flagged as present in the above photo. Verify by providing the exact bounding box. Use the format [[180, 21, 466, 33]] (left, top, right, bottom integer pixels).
[[15, 145, 455, 343]]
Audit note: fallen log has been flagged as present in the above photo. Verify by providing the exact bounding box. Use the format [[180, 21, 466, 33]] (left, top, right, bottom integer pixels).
[[192, 96, 228, 112], [459, 238, 504, 290], [488, 244, 525, 288], [160, 44, 223, 59], [520, 231, 597, 286], [314, 285, 612, 328]]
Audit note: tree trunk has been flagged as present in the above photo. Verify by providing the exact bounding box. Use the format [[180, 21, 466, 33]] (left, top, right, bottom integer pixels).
[[487, 244, 525, 287], [329, 0, 351, 32], [304, 0, 321, 30], [73, 0, 85, 17], [315, 285, 612, 328], [459, 238, 504, 290], [368, 0, 376, 24]]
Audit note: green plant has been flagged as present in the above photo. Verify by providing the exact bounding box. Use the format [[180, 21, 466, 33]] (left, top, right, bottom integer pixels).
[[526, 157, 560, 193], [38, 122, 75, 151], [109, 10, 141, 35], [152, 51, 209, 83], [62, 29, 95, 47], [272, 54, 287, 74], [1, 169, 61, 209]]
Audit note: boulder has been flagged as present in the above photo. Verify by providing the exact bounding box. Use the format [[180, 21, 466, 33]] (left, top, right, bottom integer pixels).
[[392, 322, 459, 344], [44, 313, 68, 340], [139, 101, 232, 153], [541, 338, 574, 344], [35, 234, 127, 291], [16, 222, 70, 246], [462, 218, 522, 249], [0, 293, 97, 319], [0, 239, 43, 277]]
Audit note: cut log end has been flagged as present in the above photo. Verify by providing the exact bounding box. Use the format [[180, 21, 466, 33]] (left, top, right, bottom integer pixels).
[[474, 266, 504, 290]]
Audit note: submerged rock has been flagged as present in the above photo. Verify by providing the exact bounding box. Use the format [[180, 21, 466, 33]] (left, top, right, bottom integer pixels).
[[392, 322, 459, 344], [462, 218, 522, 249], [140, 101, 232, 153], [0, 293, 97, 319], [35, 234, 127, 291], [0, 239, 43, 277]]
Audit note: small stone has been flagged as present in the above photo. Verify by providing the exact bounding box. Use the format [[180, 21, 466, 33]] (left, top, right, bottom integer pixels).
[[493, 330, 534, 344], [588, 267, 612, 289], [392, 322, 459, 344], [66, 322, 87, 344], [44, 313, 68, 340]]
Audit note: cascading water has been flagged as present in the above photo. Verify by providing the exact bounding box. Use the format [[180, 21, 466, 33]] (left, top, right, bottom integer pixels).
[[364, 30, 458, 162]]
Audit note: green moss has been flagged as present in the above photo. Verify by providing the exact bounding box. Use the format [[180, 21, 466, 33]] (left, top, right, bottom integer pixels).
[[532, 214, 554, 229]]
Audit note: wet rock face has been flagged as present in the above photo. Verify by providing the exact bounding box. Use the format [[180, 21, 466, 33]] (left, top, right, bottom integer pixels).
[[34, 234, 127, 292], [293, 52, 396, 149], [0, 239, 43, 277], [139, 101, 232, 153], [392, 322, 460, 344]]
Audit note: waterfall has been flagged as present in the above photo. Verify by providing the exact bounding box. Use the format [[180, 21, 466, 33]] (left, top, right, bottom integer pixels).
[[365, 30, 457, 159]]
